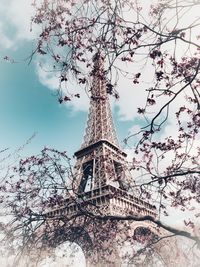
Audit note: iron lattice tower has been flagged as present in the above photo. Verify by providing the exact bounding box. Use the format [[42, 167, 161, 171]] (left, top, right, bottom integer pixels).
[[74, 53, 133, 193]]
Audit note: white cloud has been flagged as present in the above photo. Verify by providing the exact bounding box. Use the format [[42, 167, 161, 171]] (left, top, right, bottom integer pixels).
[[0, 0, 39, 50], [0, 22, 13, 49], [36, 62, 60, 90], [5, 0, 36, 40], [36, 61, 90, 113], [115, 76, 149, 121]]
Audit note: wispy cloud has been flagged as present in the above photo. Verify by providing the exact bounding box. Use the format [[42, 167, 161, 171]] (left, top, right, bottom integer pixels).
[[0, 0, 38, 49], [36, 60, 90, 113], [0, 22, 13, 49]]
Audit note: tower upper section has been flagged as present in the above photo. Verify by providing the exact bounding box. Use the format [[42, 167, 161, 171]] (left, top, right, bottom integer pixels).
[[80, 52, 119, 150]]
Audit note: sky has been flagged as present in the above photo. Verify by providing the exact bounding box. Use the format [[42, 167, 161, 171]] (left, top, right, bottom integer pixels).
[[0, 1, 86, 159], [0, 0, 184, 160], [0, 0, 139, 163]]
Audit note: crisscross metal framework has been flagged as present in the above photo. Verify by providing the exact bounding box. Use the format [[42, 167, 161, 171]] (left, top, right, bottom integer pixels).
[[74, 53, 134, 193]]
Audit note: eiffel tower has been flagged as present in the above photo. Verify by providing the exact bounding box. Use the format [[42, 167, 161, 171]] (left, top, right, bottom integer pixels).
[[75, 52, 136, 194], [43, 53, 175, 267]]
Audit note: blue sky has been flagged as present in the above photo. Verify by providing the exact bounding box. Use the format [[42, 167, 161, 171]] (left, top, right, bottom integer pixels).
[[0, 37, 135, 160], [0, 0, 154, 160], [0, 44, 87, 158]]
